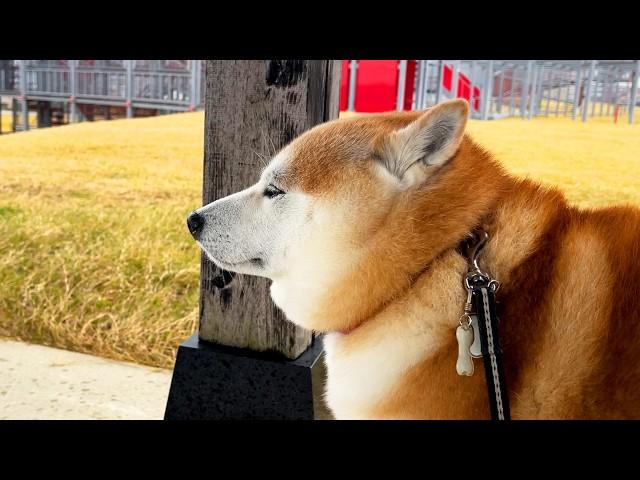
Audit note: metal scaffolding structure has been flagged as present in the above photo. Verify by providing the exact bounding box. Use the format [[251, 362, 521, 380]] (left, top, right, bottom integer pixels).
[[3, 60, 638, 131], [412, 60, 640, 124], [0, 60, 205, 132]]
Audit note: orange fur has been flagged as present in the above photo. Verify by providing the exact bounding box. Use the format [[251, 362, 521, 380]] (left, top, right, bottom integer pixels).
[[282, 105, 640, 419]]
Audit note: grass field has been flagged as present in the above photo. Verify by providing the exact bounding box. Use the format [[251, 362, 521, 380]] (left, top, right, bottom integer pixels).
[[0, 111, 638, 368], [467, 115, 640, 208], [0, 113, 204, 368]]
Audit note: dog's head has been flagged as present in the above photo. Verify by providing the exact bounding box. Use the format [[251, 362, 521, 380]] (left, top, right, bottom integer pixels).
[[188, 99, 469, 330]]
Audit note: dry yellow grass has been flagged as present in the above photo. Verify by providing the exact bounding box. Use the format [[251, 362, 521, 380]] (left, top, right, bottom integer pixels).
[[1, 110, 638, 368], [466, 116, 640, 208], [1, 111, 38, 131], [0, 113, 204, 368], [1, 112, 11, 131]]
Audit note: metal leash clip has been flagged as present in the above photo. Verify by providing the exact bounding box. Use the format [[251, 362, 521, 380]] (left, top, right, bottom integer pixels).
[[463, 230, 500, 293], [456, 229, 500, 375]]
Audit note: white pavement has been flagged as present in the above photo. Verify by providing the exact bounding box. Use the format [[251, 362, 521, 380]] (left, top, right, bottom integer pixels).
[[0, 338, 173, 420]]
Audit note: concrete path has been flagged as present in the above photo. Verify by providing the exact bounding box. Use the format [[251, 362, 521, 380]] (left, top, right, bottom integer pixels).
[[0, 338, 173, 420]]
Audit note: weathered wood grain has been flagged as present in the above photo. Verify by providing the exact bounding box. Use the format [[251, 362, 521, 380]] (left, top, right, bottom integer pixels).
[[199, 60, 341, 359]]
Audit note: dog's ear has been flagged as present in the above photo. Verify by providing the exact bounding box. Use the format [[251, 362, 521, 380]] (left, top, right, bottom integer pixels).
[[377, 99, 469, 186]]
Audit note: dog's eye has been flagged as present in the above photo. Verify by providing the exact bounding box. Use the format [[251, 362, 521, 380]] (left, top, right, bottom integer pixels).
[[264, 184, 285, 199]]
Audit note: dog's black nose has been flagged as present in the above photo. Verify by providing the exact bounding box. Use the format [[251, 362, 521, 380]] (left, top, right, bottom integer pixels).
[[186, 211, 205, 239]]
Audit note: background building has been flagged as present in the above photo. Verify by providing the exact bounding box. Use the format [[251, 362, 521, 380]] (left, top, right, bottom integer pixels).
[[0, 60, 205, 132], [1, 60, 638, 134]]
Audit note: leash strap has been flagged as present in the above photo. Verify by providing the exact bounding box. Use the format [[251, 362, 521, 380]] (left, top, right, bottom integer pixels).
[[471, 284, 511, 420], [459, 228, 511, 421]]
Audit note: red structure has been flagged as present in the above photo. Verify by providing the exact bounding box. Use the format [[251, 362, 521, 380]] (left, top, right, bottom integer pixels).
[[339, 60, 350, 111], [340, 60, 417, 112], [355, 61, 401, 111], [341, 61, 480, 113]]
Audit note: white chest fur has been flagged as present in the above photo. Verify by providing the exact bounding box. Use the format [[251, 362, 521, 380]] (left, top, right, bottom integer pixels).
[[321, 285, 460, 419], [321, 253, 468, 419], [322, 329, 443, 419], [272, 249, 467, 419]]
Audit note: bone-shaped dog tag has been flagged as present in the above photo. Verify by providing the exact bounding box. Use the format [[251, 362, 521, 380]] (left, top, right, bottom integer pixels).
[[469, 315, 483, 358], [456, 325, 475, 376]]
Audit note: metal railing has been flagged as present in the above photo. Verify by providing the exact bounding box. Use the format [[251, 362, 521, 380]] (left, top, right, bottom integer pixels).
[[0, 60, 206, 130], [412, 60, 640, 124]]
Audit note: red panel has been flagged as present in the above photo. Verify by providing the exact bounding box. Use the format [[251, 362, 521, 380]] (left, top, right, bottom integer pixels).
[[443, 64, 453, 92], [458, 73, 470, 101], [339, 60, 350, 111], [403, 60, 417, 111], [472, 86, 480, 111], [354, 60, 398, 112]]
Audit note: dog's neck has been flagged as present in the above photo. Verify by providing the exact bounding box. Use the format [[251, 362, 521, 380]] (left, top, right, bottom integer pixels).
[[269, 135, 567, 339], [297, 136, 504, 332]]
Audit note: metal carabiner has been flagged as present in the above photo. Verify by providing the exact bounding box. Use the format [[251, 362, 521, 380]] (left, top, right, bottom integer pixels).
[[469, 230, 489, 276], [462, 229, 491, 280]]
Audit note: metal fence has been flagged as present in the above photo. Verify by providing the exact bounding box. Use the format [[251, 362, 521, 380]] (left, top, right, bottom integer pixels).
[[0, 60, 205, 130], [4, 60, 639, 130], [413, 60, 640, 124]]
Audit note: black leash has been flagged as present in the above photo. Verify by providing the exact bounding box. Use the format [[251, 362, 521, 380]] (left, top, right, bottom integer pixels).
[[456, 229, 511, 420]]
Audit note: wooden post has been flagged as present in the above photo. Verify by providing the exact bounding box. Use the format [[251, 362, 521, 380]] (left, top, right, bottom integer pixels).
[[198, 60, 340, 359], [165, 60, 340, 420]]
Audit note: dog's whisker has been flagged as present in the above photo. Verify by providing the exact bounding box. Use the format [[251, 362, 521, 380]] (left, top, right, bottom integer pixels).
[[250, 147, 268, 168]]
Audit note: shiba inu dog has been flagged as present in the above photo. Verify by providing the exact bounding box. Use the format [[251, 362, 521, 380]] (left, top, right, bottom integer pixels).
[[187, 99, 640, 419]]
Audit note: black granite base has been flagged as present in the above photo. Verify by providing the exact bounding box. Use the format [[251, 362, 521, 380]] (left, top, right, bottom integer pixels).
[[164, 332, 331, 420]]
